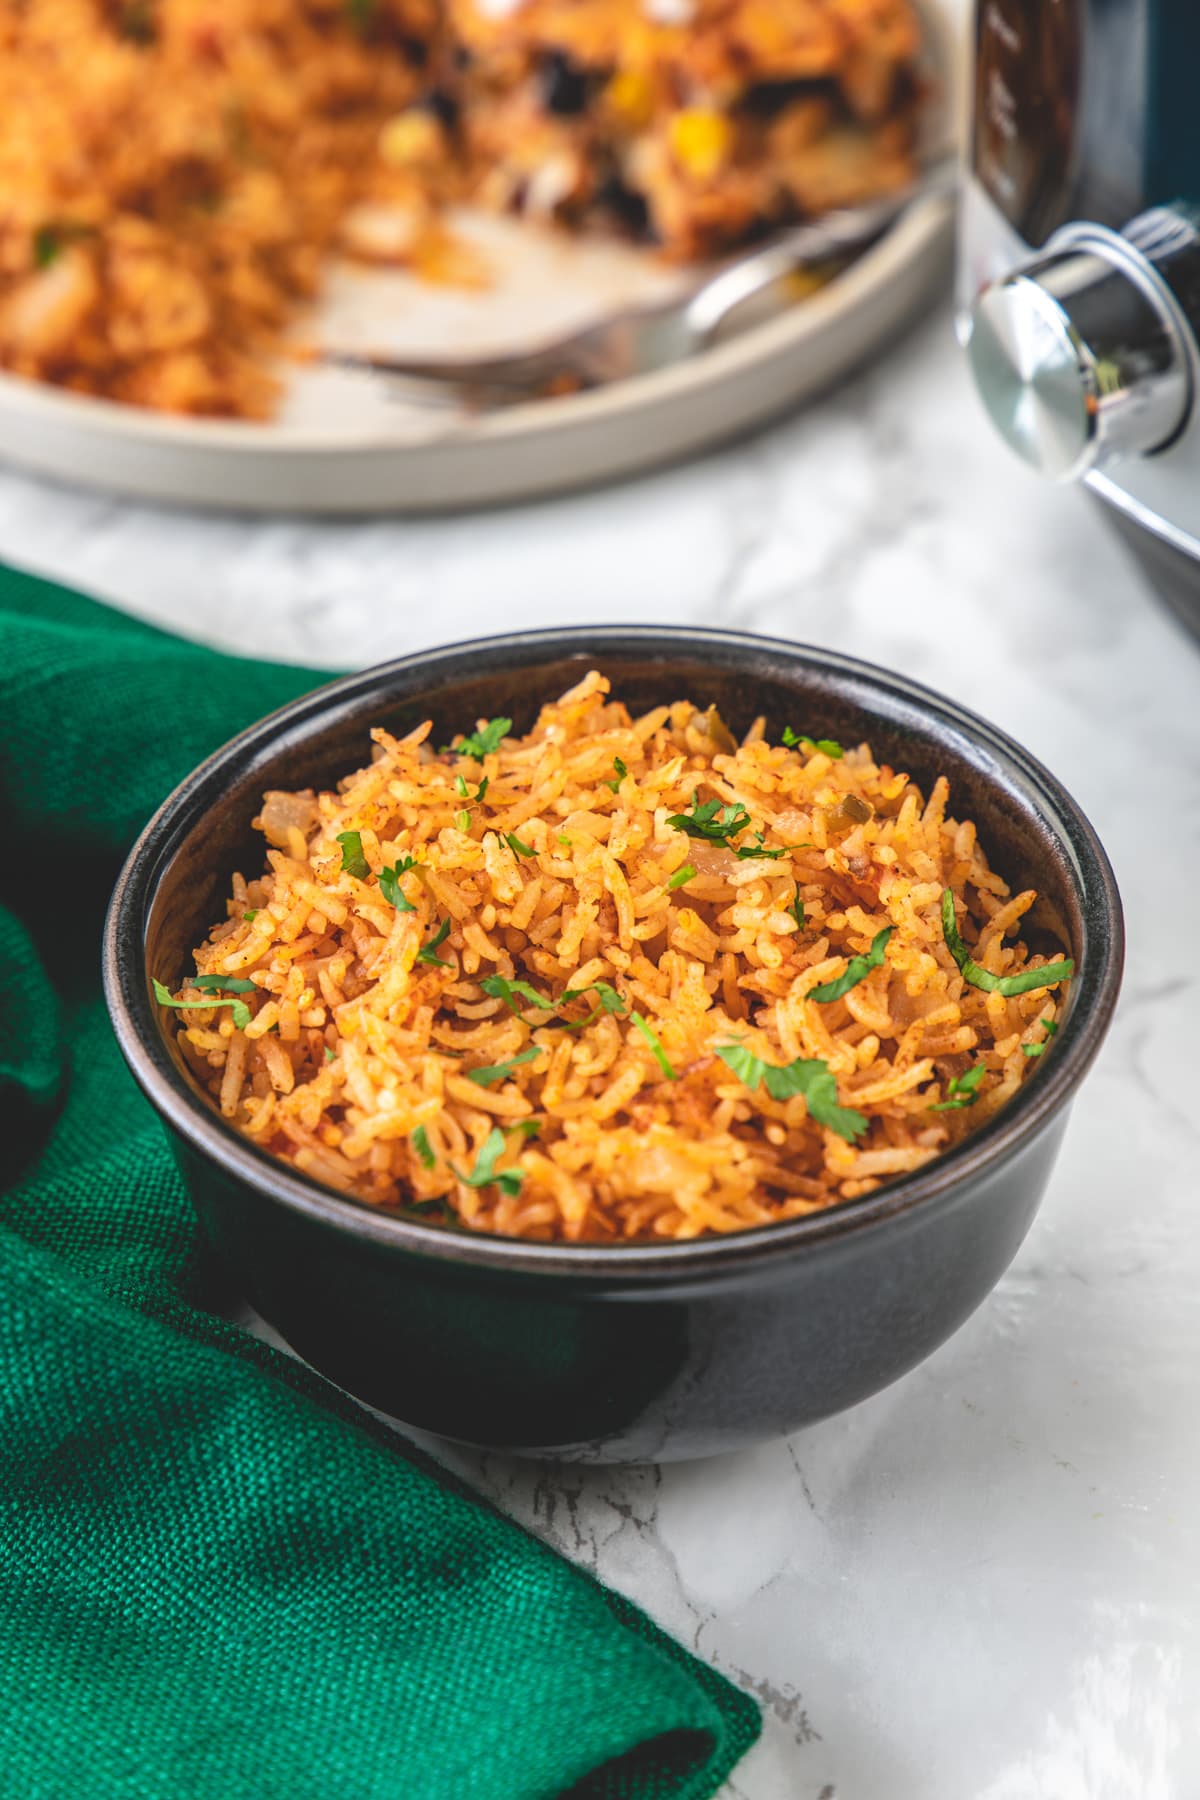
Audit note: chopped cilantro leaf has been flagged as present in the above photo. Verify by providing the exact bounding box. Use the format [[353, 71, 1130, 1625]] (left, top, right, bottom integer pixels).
[[324, 1046, 335, 1064], [941, 890, 1074, 996], [605, 756, 629, 793], [411, 1124, 436, 1168], [787, 895, 805, 930], [808, 926, 893, 1004], [480, 975, 555, 1016], [713, 1042, 762, 1088], [242, 910, 259, 923], [466, 1046, 545, 1087], [415, 918, 452, 966], [379, 862, 416, 911], [33, 221, 93, 268], [930, 1062, 987, 1111], [557, 833, 572, 847], [630, 1011, 675, 1079], [668, 863, 697, 890], [153, 977, 251, 1031], [505, 831, 535, 858], [192, 973, 258, 994], [453, 773, 488, 805], [1022, 1015, 1060, 1057], [451, 1127, 524, 1196], [782, 728, 844, 758], [714, 1043, 868, 1142], [734, 832, 810, 861], [510, 1118, 542, 1140], [552, 979, 627, 1032], [336, 831, 370, 879], [443, 716, 511, 761], [562, 979, 627, 1016], [455, 810, 471, 832], [667, 796, 752, 843]]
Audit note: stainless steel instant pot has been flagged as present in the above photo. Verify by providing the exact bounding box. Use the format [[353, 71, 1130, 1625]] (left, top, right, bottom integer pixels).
[[959, 1, 1200, 636]]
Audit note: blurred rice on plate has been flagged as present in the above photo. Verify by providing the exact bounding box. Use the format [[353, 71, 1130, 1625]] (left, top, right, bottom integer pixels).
[[0, 0, 958, 508]]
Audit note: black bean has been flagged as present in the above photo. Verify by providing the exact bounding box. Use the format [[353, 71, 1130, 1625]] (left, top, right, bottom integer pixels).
[[739, 78, 831, 120], [594, 174, 651, 239], [539, 51, 589, 117], [418, 87, 460, 131]]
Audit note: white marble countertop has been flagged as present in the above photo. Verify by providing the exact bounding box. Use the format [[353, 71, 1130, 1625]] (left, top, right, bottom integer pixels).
[[3, 299, 1197, 1799]]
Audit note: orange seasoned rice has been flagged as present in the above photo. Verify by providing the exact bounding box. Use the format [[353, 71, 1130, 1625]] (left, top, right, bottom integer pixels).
[[163, 672, 1072, 1241], [0, 0, 922, 417]]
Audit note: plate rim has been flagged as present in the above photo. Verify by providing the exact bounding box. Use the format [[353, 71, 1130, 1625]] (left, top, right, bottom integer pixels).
[[0, 191, 955, 456]]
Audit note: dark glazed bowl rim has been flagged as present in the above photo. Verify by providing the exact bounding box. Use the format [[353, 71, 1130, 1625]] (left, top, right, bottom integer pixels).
[[103, 626, 1124, 1284]]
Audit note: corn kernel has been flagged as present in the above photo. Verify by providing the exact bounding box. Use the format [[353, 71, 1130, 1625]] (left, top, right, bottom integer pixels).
[[606, 69, 654, 129], [378, 110, 443, 169], [668, 108, 732, 181]]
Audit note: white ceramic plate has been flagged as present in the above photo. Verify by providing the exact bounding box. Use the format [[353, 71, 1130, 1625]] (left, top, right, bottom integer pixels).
[[0, 5, 957, 514]]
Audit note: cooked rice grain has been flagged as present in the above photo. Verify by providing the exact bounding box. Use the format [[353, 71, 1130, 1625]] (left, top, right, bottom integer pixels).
[[166, 672, 1069, 1240]]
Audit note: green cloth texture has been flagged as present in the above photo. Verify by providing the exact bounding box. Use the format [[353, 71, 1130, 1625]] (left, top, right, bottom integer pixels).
[[0, 565, 759, 1800]]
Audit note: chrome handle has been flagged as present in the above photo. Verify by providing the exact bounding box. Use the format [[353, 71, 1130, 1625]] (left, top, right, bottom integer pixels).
[[966, 223, 1195, 483]]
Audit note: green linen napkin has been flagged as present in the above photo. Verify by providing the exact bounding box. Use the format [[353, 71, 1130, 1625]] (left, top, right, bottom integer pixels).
[[0, 565, 759, 1800]]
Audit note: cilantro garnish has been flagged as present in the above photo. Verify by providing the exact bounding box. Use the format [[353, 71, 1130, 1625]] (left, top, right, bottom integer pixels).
[[1023, 1017, 1060, 1058], [605, 757, 629, 793], [667, 796, 752, 843], [630, 1011, 675, 1080], [714, 1043, 868, 1142], [455, 774, 468, 798], [455, 810, 471, 832], [808, 926, 893, 1004], [787, 895, 805, 930], [443, 717, 511, 761], [782, 728, 844, 759], [336, 831, 369, 879], [452, 1127, 524, 1196], [152, 977, 251, 1031], [510, 1118, 542, 1140], [668, 863, 696, 890], [415, 918, 452, 966], [562, 979, 627, 1015], [941, 891, 1074, 996], [242, 910, 259, 923], [33, 221, 94, 269], [480, 974, 555, 1016], [411, 1124, 436, 1168], [192, 973, 258, 994], [734, 832, 810, 861], [930, 1063, 987, 1111], [505, 832, 535, 858], [379, 858, 417, 912], [480, 974, 628, 1032], [466, 1047, 545, 1087], [557, 833, 572, 847], [324, 1046, 335, 1064], [552, 980, 627, 1032]]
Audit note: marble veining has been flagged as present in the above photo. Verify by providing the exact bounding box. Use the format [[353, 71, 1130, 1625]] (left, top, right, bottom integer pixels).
[[3, 298, 1197, 1799]]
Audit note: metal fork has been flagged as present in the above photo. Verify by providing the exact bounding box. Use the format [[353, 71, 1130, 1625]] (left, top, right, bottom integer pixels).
[[321, 155, 957, 404]]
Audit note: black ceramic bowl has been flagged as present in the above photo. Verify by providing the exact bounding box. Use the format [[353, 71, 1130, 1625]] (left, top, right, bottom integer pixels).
[[104, 628, 1123, 1463]]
